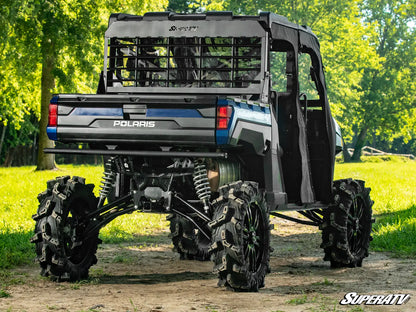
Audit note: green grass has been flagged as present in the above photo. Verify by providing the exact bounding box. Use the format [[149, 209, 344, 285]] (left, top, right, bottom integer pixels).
[[0, 158, 415, 269], [334, 158, 416, 257], [286, 294, 315, 305], [0, 165, 168, 269]]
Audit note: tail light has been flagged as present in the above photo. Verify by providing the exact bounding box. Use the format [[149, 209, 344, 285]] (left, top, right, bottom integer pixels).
[[48, 103, 58, 127], [216, 106, 233, 129], [47, 97, 58, 140]]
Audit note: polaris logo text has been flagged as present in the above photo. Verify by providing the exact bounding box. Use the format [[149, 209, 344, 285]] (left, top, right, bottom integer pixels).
[[113, 121, 155, 128], [340, 292, 410, 305]]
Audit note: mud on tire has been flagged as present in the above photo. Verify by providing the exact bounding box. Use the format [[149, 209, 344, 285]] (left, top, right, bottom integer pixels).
[[31, 176, 101, 281], [209, 181, 271, 292], [167, 214, 210, 261], [320, 179, 374, 268]]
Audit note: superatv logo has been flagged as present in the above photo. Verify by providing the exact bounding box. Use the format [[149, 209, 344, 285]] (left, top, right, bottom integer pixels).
[[113, 120, 155, 128], [340, 292, 410, 305], [168, 25, 199, 32]]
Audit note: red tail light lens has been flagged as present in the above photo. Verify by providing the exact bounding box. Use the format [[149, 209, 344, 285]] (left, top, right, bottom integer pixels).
[[217, 106, 232, 118], [217, 118, 228, 129], [48, 103, 58, 127], [216, 106, 233, 130]]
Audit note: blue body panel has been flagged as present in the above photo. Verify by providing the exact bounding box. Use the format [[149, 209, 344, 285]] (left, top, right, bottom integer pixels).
[[146, 109, 202, 118], [215, 98, 271, 145], [72, 107, 123, 116], [47, 127, 57, 140]]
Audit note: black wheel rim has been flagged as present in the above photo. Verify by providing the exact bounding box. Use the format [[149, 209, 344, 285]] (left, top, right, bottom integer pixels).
[[243, 202, 265, 272], [347, 195, 365, 255]]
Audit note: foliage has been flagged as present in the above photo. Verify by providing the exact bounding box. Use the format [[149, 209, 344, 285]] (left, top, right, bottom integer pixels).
[[0, 115, 38, 165], [347, 0, 416, 160], [0, 2, 41, 128], [3, 0, 169, 101], [168, 0, 224, 12], [0, 0, 168, 169]]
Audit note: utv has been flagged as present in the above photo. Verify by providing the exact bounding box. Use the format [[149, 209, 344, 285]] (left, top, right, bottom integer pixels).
[[31, 11, 373, 291]]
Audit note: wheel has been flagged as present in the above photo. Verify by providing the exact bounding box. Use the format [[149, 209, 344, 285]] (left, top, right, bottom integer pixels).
[[320, 179, 374, 268], [31, 176, 101, 281], [167, 214, 210, 261], [209, 181, 271, 292]]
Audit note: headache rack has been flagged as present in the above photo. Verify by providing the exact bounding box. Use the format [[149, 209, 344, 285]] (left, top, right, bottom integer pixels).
[[106, 37, 263, 89]]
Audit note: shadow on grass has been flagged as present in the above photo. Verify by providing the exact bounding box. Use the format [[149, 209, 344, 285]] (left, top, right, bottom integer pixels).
[[371, 204, 416, 257], [0, 230, 34, 269], [374, 204, 416, 223], [99, 231, 171, 245]]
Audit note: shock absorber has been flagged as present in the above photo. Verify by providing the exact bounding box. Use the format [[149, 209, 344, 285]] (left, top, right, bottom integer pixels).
[[193, 159, 211, 213], [98, 157, 116, 208]]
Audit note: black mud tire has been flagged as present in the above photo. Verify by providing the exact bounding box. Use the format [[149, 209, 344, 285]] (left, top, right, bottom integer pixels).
[[320, 179, 374, 268], [167, 214, 210, 261], [31, 176, 100, 281], [209, 181, 271, 292]]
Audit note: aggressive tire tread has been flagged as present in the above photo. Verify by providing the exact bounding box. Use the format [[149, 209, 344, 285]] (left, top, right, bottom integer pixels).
[[210, 181, 271, 292], [321, 179, 373, 268], [168, 214, 210, 261], [32, 176, 100, 281]]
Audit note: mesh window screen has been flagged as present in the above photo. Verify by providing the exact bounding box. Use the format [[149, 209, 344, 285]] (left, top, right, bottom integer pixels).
[[107, 37, 262, 88]]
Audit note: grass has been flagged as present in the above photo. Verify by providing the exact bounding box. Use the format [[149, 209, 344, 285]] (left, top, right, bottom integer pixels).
[[0, 157, 415, 269], [286, 294, 315, 305], [0, 289, 11, 298], [312, 278, 335, 286]]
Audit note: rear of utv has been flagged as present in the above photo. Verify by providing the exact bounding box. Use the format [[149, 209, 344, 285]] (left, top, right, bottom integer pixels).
[[31, 11, 374, 291]]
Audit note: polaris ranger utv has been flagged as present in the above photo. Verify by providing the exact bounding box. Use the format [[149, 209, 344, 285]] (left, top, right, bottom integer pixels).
[[31, 11, 374, 291]]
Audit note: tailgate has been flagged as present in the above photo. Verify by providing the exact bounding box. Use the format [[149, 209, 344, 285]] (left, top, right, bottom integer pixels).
[[50, 94, 217, 146]]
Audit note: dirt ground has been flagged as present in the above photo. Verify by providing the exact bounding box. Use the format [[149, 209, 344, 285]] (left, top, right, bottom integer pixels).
[[2, 217, 416, 312]]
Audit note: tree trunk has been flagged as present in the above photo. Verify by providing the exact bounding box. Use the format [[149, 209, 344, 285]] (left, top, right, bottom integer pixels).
[[351, 127, 368, 162], [0, 124, 6, 160], [36, 53, 56, 170], [32, 132, 37, 165], [342, 137, 351, 162]]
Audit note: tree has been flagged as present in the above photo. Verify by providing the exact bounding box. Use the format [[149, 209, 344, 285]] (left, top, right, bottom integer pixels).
[[0, 2, 40, 129], [345, 0, 416, 160], [3, 0, 168, 170], [168, 0, 224, 12]]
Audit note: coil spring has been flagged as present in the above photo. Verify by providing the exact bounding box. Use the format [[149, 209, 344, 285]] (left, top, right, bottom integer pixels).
[[193, 160, 211, 203], [99, 157, 116, 203]]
